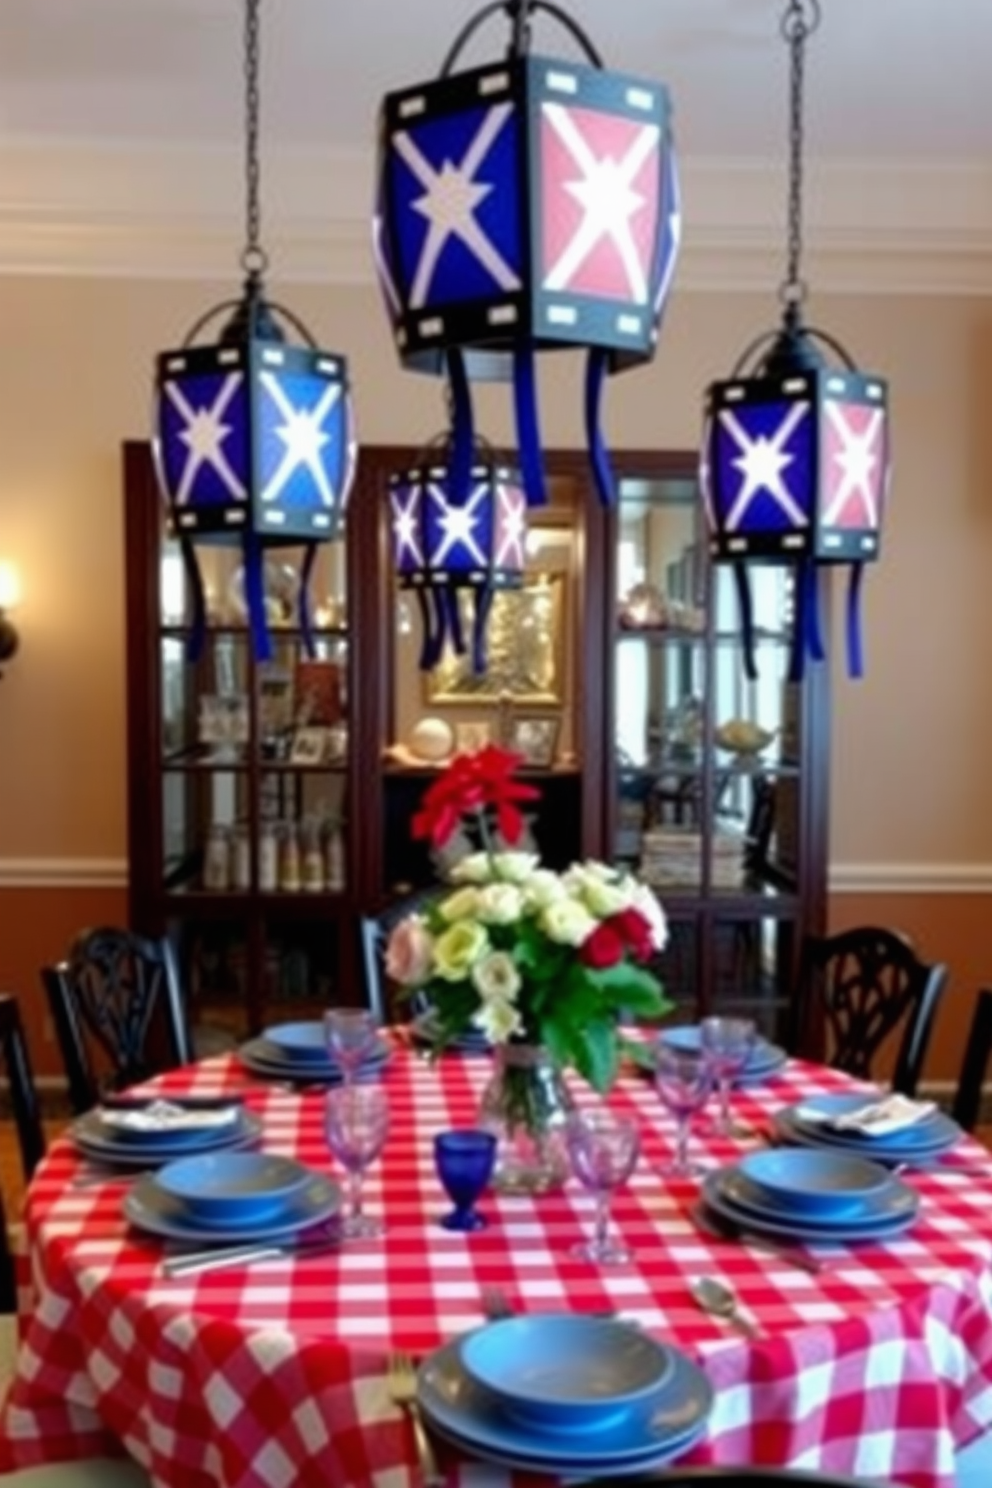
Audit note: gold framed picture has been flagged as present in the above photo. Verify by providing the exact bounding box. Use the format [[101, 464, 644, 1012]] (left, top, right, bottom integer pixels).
[[289, 726, 330, 766], [426, 573, 565, 705], [508, 715, 560, 768]]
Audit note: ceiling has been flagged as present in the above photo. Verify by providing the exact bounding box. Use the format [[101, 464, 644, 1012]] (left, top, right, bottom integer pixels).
[[0, 0, 988, 165]]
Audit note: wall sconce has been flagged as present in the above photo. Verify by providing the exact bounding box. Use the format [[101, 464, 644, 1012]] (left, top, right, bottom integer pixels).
[[0, 561, 21, 674]]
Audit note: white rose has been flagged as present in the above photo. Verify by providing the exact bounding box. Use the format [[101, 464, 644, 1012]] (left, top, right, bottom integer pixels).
[[522, 869, 567, 910], [448, 852, 494, 885], [437, 886, 481, 922], [475, 883, 525, 925], [471, 950, 522, 1002], [473, 996, 524, 1044], [582, 878, 631, 918], [632, 882, 669, 951], [489, 851, 540, 883], [540, 898, 597, 947]]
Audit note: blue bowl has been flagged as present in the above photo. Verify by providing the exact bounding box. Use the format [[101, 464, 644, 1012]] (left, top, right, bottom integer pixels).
[[459, 1316, 674, 1434], [661, 1024, 774, 1069], [737, 1148, 891, 1216], [261, 1021, 331, 1066], [155, 1152, 313, 1224]]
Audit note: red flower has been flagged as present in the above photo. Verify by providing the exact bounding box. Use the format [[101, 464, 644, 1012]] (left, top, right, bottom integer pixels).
[[611, 908, 654, 964], [411, 745, 540, 849], [579, 921, 625, 970]]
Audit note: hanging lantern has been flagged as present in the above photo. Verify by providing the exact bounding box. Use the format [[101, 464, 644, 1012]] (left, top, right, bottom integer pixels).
[[700, 0, 890, 681], [373, 0, 680, 512], [390, 430, 527, 674], [153, 0, 356, 662]]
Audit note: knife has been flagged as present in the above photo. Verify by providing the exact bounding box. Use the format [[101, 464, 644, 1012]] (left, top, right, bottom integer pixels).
[[688, 1201, 823, 1275], [162, 1236, 338, 1278]]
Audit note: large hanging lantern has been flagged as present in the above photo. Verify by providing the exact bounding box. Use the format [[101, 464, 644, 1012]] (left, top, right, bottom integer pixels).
[[153, 0, 356, 662], [700, 0, 889, 681], [391, 419, 527, 674], [373, 0, 680, 512]]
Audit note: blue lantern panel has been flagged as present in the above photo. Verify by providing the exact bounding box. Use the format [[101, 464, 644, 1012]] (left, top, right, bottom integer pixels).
[[156, 364, 251, 531], [254, 351, 353, 539], [705, 391, 817, 558]]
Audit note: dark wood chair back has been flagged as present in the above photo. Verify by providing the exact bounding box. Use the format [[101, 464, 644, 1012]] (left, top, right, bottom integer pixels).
[[793, 925, 948, 1097], [951, 989, 992, 1133], [42, 926, 192, 1115], [0, 993, 46, 1312], [359, 888, 438, 1023]]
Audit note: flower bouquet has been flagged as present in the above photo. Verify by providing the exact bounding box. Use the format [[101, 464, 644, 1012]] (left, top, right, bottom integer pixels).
[[385, 746, 671, 1189]]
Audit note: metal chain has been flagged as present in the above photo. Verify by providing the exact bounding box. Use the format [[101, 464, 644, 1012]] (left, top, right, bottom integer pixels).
[[779, 0, 820, 311], [241, 0, 268, 278], [505, 0, 534, 56]]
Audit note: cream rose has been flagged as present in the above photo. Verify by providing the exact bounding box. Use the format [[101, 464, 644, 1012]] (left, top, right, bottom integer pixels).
[[471, 950, 522, 1002], [384, 915, 433, 985], [433, 921, 489, 980], [522, 869, 568, 910], [473, 996, 524, 1043], [540, 898, 597, 947], [581, 877, 632, 918], [632, 882, 669, 951], [489, 851, 540, 883], [437, 886, 481, 923], [475, 883, 525, 925], [448, 852, 494, 885]]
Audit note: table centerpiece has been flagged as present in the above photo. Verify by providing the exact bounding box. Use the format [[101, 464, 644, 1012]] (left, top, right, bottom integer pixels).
[[385, 745, 671, 1192]]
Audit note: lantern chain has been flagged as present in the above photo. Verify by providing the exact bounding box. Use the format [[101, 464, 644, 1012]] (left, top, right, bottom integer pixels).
[[779, 0, 820, 315], [241, 0, 268, 281]]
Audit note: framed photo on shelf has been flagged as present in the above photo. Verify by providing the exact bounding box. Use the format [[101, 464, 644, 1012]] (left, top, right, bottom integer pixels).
[[508, 715, 560, 768], [454, 719, 491, 756], [289, 726, 330, 766]]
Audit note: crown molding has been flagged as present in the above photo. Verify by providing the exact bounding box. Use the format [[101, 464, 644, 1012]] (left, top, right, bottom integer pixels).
[[0, 140, 989, 295]]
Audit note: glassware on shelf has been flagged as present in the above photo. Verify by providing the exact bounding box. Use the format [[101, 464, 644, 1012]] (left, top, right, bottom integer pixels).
[[230, 823, 252, 891], [300, 818, 325, 893], [202, 825, 231, 891], [324, 820, 345, 890], [258, 820, 278, 892], [278, 821, 301, 893]]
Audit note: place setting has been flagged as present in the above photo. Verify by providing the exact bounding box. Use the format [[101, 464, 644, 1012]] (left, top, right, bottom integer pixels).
[[70, 1093, 263, 1180], [410, 1312, 714, 1478], [772, 1091, 967, 1168], [238, 1008, 391, 1086]]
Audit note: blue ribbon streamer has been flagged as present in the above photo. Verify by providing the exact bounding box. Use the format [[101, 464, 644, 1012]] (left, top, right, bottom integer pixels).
[[472, 584, 495, 676], [788, 559, 825, 683], [733, 563, 758, 681], [243, 536, 273, 663], [179, 536, 207, 664], [298, 542, 318, 659], [414, 588, 435, 671], [512, 346, 548, 507], [846, 562, 866, 679], [444, 587, 466, 657], [585, 349, 617, 508], [446, 350, 473, 507]]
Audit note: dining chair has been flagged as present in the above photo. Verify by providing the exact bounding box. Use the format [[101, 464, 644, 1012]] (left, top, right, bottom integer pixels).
[[951, 988, 992, 1133], [359, 888, 439, 1024], [41, 926, 192, 1115], [0, 994, 46, 1188], [791, 925, 948, 1097]]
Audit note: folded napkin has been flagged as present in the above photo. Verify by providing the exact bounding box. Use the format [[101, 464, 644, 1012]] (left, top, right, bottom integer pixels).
[[98, 1098, 240, 1134], [806, 1093, 936, 1137]]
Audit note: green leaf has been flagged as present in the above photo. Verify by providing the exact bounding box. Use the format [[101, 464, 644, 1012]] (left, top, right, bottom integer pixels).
[[571, 1019, 620, 1095]]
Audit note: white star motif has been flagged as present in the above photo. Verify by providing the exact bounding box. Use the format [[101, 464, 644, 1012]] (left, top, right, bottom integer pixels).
[[821, 402, 883, 526], [721, 403, 810, 532], [166, 373, 245, 507], [391, 488, 423, 566], [393, 105, 521, 309], [260, 374, 341, 510], [494, 490, 526, 568], [543, 106, 659, 303], [428, 481, 489, 568]]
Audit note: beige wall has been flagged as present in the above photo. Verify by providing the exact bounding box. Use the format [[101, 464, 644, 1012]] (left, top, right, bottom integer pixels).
[[1, 274, 989, 874]]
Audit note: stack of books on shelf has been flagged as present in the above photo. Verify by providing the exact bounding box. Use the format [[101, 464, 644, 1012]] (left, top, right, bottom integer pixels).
[[639, 826, 744, 890]]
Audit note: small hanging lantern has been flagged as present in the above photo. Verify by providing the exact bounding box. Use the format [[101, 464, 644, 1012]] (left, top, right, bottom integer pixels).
[[373, 0, 680, 512], [390, 417, 527, 674], [700, 0, 890, 681], [153, 0, 356, 662]]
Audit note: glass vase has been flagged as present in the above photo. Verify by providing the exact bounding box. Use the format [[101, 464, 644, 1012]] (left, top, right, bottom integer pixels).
[[478, 1043, 574, 1195]]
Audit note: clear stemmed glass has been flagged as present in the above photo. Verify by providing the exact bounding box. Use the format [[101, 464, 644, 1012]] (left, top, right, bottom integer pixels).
[[566, 1108, 641, 1263], [324, 1007, 379, 1085], [700, 1015, 756, 1137], [434, 1129, 497, 1232], [324, 1084, 390, 1239], [654, 1042, 713, 1178]]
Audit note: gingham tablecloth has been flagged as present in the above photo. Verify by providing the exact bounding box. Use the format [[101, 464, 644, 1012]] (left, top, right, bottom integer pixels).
[[3, 1042, 992, 1488]]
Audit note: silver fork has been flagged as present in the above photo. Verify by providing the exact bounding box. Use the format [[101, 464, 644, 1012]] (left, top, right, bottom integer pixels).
[[388, 1350, 443, 1487], [480, 1284, 514, 1320]]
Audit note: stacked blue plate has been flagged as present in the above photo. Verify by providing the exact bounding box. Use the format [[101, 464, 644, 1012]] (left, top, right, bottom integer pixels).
[[774, 1092, 962, 1165], [659, 1024, 788, 1085], [702, 1148, 920, 1244], [72, 1098, 263, 1169], [416, 1316, 713, 1477], [239, 1021, 391, 1084], [124, 1150, 341, 1245]]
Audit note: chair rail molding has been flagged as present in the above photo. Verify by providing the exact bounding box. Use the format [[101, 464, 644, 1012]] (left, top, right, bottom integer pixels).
[[0, 858, 128, 890], [0, 141, 988, 296], [830, 863, 992, 896]]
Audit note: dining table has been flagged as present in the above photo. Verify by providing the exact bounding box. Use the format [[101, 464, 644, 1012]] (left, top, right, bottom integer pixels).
[[2, 1031, 992, 1488]]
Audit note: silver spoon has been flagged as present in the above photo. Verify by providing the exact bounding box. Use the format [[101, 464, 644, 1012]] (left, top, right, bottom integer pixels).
[[690, 1276, 759, 1340]]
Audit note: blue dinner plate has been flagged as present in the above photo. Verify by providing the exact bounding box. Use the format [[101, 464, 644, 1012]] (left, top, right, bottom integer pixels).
[[261, 1021, 335, 1066], [238, 1036, 390, 1084], [659, 1026, 787, 1084], [89, 1099, 246, 1149], [702, 1169, 919, 1244], [124, 1169, 341, 1244], [155, 1152, 313, 1226], [712, 1164, 918, 1231], [417, 1335, 713, 1473], [776, 1095, 960, 1162], [737, 1148, 892, 1216], [72, 1109, 263, 1167]]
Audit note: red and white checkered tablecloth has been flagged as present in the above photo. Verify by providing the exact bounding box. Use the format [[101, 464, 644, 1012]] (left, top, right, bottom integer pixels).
[[3, 1042, 992, 1488]]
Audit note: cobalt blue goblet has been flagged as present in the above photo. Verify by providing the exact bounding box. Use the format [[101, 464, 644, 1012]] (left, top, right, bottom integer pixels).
[[434, 1129, 497, 1232]]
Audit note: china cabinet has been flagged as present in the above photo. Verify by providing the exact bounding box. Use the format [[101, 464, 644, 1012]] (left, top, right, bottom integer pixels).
[[123, 442, 827, 1044]]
